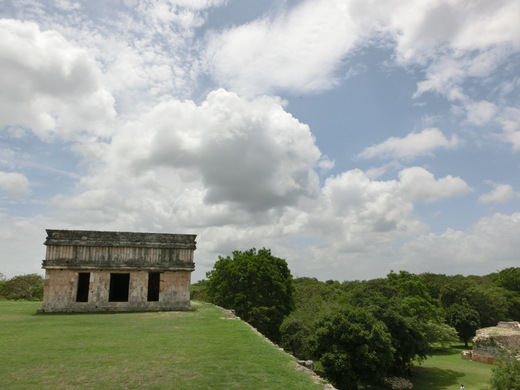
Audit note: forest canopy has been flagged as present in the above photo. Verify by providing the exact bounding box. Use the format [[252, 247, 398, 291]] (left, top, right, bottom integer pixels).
[[196, 262, 520, 390]]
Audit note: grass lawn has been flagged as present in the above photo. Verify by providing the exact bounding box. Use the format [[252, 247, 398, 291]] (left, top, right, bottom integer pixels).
[[0, 301, 324, 390], [411, 345, 493, 390], [361, 345, 493, 390]]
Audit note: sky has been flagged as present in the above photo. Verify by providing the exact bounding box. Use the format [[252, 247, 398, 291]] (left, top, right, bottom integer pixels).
[[1, 0, 519, 282]]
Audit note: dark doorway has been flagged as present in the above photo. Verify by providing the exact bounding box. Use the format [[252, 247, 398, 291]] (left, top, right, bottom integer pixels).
[[147, 272, 160, 302], [76, 272, 90, 302], [109, 273, 130, 302]]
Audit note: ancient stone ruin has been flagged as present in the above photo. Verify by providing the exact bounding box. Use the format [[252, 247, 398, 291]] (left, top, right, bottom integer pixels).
[[39, 229, 196, 313], [462, 321, 520, 364]]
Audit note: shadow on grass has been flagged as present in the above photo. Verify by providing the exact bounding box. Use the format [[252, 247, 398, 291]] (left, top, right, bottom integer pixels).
[[451, 344, 470, 350], [412, 365, 465, 389], [428, 344, 470, 356], [360, 366, 466, 390]]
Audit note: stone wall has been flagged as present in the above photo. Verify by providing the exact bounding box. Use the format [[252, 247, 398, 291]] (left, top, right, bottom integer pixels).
[[40, 269, 192, 313]]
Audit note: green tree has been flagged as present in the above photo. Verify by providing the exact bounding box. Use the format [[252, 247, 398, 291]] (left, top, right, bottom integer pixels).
[[206, 248, 294, 342], [312, 306, 394, 390], [190, 279, 209, 302], [280, 315, 312, 358], [388, 270, 440, 321], [494, 267, 520, 293], [0, 274, 44, 300], [490, 268, 520, 320], [467, 284, 509, 327], [280, 277, 342, 359], [421, 321, 459, 350], [378, 309, 429, 373], [343, 283, 430, 374], [439, 275, 471, 308], [419, 272, 450, 301], [489, 348, 520, 390], [446, 303, 481, 347], [0, 272, 6, 300]]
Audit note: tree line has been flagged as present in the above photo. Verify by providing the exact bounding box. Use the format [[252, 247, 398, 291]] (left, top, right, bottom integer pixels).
[[0, 272, 44, 301], [192, 249, 520, 390]]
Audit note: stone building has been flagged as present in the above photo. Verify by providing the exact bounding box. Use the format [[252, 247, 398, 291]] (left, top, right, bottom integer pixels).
[[462, 321, 520, 364], [39, 229, 196, 313]]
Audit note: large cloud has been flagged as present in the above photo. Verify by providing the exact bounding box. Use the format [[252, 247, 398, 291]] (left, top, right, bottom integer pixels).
[[203, 0, 520, 150], [399, 212, 520, 275], [0, 19, 115, 139], [205, 0, 520, 96], [307, 167, 470, 249], [52, 89, 323, 223], [205, 0, 366, 96]]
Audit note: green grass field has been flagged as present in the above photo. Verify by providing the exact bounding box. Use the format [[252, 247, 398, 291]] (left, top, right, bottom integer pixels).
[[411, 346, 493, 390], [0, 301, 324, 390], [359, 345, 493, 390], [0, 301, 496, 390]]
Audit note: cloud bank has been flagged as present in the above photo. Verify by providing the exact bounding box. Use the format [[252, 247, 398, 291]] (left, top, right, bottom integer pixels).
[[1, 0, 519, 281]]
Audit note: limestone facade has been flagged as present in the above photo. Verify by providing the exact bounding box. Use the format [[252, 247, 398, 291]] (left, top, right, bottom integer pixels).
[[39, 229, 196, 313]]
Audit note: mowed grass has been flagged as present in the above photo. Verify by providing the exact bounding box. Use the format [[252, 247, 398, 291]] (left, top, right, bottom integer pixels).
[[0, 301, 323, 390], [361, 345, 493, 390], [412, 346, 493, 390]]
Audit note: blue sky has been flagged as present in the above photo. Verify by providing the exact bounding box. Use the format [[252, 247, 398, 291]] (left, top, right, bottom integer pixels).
[[1, 0, 519, 282]]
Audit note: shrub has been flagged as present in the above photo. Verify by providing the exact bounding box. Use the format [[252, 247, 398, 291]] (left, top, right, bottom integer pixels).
[[489, 348, 520, 390], [380, 376, 413, 389]]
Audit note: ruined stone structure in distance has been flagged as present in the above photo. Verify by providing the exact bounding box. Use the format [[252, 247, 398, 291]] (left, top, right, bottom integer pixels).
[[39, 229, 196, 313]]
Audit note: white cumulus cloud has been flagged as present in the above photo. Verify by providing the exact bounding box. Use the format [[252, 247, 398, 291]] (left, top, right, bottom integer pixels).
[[0, 19, 115, 140], [397, 167, 472, 203], [51, 89, 323, 228], [479, 183, 519, 204], [498, 107, 520, 150], [0, 171, 30, 198], [205, 0, 366, 96], [358, 128, 460, 160], [400, 212, 520, 275]]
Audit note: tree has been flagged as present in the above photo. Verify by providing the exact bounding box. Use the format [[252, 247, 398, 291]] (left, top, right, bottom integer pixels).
[[446, 303, 480, 347], [489, 348, 520, 390], [280, 315, 313, 358], [0, 272, 6, 300], [312, 306, 394, 390], [420, 321, 459, 350], [0, 274, 44, 300], [343, 283, 430, 374], [388, 270, 440, 322], [190, 279, 209, 302], [206, 248, 294, 342], [494, 267, 520, 293], [280, 277, 344, 359], [377, 309, 429, 374], [466, 284, 509, 327]]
